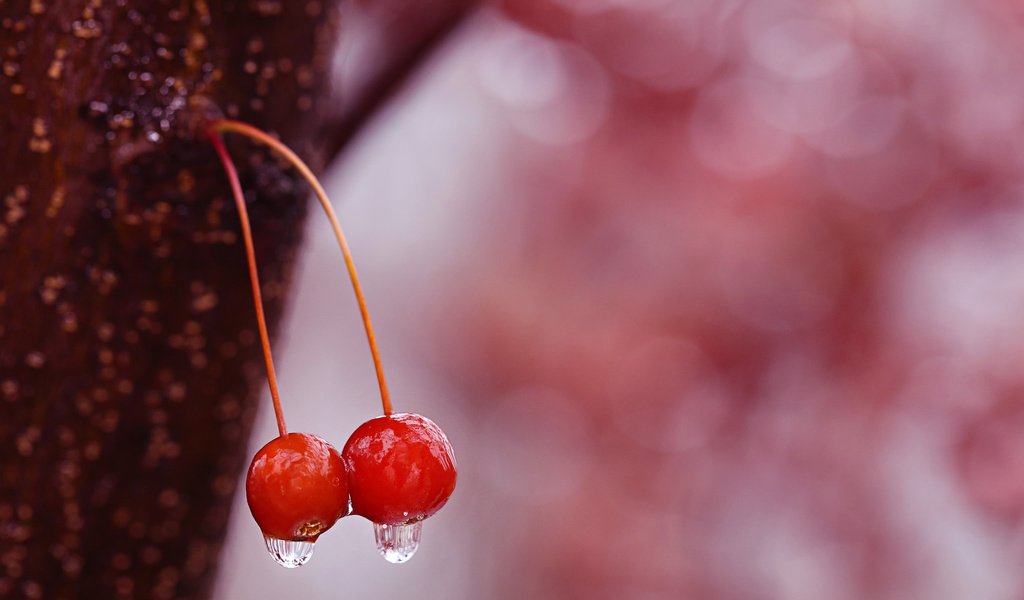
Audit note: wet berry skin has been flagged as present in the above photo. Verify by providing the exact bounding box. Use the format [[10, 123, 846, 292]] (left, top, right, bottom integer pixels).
[[343, 413, 457, 525], [246, 432, 350, 541]]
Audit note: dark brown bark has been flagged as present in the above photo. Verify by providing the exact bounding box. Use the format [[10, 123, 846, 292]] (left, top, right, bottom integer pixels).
[[0, 0, 473, 598]]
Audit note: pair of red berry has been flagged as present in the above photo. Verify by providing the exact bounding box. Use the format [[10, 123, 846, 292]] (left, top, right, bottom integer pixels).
[[206, 120, 457, 567], [246, 413, 457, 565]]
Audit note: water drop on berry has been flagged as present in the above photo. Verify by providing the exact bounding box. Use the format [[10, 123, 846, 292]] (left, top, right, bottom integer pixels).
[[263, 535, 315, 568], [373, 521, 422, 564]]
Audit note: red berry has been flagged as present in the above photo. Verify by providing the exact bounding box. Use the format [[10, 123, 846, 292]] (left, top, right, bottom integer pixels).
[[246, 432, 350, 541], [343, 413, 457, 525]]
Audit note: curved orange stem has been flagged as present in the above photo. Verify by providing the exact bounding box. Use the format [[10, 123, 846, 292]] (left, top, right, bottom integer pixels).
[[207, 120, 394, 417], [208, 131, 288, 437]]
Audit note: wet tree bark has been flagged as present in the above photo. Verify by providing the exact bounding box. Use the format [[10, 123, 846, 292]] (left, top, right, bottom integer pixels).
[[0, 1, 472, 598]]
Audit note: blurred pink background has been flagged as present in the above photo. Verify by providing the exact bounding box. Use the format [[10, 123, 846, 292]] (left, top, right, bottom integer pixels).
[[218, 1, 1024, 598]]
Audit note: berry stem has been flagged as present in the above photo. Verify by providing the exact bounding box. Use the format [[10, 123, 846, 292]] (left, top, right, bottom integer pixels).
[[207, 120, 394, 417], [208, 131, 288, 437]]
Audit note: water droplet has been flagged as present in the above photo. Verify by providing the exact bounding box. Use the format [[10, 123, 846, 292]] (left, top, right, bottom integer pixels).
[[373, 521, 422, 564], [263, 535, 315, 568]]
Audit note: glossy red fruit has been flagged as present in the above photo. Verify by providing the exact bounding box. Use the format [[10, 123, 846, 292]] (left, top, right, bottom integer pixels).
[[343, 413, 457, 525], [246, 432, 350, 541]]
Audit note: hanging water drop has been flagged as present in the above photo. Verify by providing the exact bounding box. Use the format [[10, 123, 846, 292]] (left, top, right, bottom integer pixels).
[[373, 521, 422, 564], [263, 535, 315, 568]]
